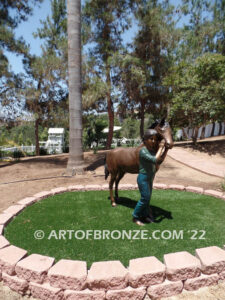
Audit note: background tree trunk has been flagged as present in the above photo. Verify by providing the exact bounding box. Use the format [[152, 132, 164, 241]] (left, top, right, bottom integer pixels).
[[106, 66, 114, 150], [140, 99, 145, 138], [200, 125, 206, 139], [192, 126, 199, 144], [35, 119, 40, 156], [210, 122, 215, 137], [182, 127, 188, 140], [66, 0, 84, 175]]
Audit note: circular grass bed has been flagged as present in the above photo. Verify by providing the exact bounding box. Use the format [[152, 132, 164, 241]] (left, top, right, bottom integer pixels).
[[4, 190, 225, 268]]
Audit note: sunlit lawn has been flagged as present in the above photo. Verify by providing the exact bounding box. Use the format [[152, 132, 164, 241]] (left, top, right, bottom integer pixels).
[[5, 190, 225, 268]]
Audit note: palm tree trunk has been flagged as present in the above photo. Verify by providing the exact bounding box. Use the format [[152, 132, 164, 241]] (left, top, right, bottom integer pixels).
[[66, 0, 84, 175]]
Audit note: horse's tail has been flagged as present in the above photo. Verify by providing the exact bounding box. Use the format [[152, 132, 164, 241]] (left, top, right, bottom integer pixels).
[[104, 156, 110, 180]]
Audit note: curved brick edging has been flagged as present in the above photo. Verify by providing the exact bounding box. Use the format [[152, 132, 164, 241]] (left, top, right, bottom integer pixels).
[[0, 184, 225, 300]]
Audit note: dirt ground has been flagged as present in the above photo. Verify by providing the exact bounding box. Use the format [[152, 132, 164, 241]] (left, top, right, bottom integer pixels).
[[0, 140, 225, 299]]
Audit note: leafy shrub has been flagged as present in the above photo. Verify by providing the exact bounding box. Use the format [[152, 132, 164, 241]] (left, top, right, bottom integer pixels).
[[13, 149, 24, 159], [40, 148, 48, 155]]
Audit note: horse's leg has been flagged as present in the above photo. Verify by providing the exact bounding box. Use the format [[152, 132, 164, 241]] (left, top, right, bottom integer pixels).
[[109, 172, 117, 207], [115, 171, 125, 200]]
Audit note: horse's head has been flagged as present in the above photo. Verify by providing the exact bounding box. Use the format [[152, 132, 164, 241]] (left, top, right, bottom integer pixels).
[[149, 118, 174, 149]]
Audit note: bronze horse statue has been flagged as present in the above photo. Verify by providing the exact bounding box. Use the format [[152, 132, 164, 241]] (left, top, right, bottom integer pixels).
[[105, 118, 174, 206]]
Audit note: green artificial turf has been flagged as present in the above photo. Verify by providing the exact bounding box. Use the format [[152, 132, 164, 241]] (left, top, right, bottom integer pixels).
[[4, 190, 225, 268]]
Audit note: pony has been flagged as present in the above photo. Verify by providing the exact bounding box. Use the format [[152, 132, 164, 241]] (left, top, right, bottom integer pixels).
[[105, 118, 174, 206]]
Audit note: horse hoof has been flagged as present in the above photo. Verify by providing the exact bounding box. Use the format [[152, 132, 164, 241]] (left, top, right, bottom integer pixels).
[[111, 202, 117, 207]]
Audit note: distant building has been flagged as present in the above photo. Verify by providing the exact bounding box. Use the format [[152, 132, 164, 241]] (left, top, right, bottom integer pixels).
[[40, 128, 65, 153], [46, 128, 65, 153]]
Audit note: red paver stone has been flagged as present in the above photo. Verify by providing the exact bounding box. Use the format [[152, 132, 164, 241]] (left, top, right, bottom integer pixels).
[[147, 279, 183, 299], [29, 282, 64, 300], [0, 213, 13, 225], [168, 184, 185, 191], [2, 272, 28, 295], [106, 286, 146, 300], [64, 289, 105, 300], [85, 185, 102, 190], [18, 197, 37, 207], [0, 225, 3, 235], [164, 251, 201, 281], [0, 235, 10, 249], [3, 205, 25, 216], [33, 191, 53, 199], [185, 186, 203, 194], [204, 190, 223, 198], [119, 184, 135, 190], [48, 259, 87, 290], [15, 254, 55, 284], [153, 183, 167, 189], [219, 271, 225, 280], [0, 245, 27, 275], [195, 246, 225, 274], [128, 256, 165, 287], [51, 187, 68, 195], [87, 260, 128, 290], [184, 273, 219, 291]]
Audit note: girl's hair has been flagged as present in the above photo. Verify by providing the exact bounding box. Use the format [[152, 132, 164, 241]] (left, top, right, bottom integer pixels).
[[142, 129, 157, 141]]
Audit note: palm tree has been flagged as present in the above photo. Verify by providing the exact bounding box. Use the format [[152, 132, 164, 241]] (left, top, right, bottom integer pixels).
[[66, 0, 84, 175]]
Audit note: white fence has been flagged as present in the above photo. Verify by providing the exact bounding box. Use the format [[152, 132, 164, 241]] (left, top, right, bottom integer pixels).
[[91, 138, 142, 148], [176, 122, 225, 140], [0, 142, 63, 155]]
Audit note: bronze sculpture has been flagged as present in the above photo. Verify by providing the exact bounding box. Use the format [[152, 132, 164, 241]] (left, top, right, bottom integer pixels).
[[105, 118, 174, 207]]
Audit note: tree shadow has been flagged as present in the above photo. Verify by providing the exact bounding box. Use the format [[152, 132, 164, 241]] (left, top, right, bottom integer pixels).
[[86, 156, 105, 171], [179, 140, 225, 157], [114, 196, 173, 223]]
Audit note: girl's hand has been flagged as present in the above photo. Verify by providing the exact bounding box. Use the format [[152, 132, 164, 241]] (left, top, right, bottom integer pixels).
[[159, 140, 165, 148]]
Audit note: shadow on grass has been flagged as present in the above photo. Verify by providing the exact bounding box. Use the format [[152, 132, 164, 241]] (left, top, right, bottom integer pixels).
[[115, 196, 173, 223]]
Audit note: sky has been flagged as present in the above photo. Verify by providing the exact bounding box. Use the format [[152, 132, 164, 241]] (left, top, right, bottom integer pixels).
[[6, 0, 51, 74], [6, 0, 187, 75]]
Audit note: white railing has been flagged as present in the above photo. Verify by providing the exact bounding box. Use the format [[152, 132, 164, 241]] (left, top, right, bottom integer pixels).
[[91, 138, 142, 148], [0, 142, 63, 155]]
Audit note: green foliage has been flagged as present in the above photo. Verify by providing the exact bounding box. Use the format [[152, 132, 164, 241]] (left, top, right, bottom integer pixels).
[[12, 149, 24, 159], [1, 124, 35, 145], [164, 53, 225, 129], [39, 148, 48, 156], [39, 127, 48, 141], [121, 117, 140, 139], [0, 123, 54, 146], [83, 115, 107, 149]]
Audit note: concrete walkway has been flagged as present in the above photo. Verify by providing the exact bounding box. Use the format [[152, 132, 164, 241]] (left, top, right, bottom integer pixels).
[[168, 147, 225, 179]]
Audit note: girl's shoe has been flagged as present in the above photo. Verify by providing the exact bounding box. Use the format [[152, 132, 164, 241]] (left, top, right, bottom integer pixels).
[[132, 217, 145, 226]]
